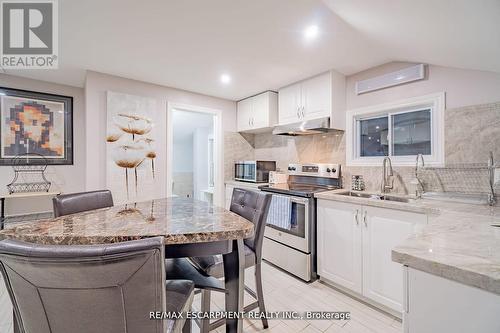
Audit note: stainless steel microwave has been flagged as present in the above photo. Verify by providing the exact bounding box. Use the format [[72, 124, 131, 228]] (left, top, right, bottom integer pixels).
[[234, 161, 276, 183]]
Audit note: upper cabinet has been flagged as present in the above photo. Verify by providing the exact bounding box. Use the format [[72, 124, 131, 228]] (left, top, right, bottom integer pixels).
[[237, 91, 278, 132], [278, 71, 346, 129], [277, 83, 302, 124]]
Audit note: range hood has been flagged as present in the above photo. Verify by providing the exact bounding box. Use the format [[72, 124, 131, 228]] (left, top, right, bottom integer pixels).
[[272, 117, 334, 136]]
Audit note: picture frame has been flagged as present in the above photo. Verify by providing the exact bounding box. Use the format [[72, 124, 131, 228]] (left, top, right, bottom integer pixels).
[[0, 86, 73, 165]]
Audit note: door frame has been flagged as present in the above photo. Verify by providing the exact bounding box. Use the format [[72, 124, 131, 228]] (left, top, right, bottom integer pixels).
[[166, 102, 224, 207]]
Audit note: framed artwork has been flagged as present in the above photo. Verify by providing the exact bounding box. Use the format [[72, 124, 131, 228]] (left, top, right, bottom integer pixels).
[[106, 91, 158, 204], [0, 87, 73, 165]]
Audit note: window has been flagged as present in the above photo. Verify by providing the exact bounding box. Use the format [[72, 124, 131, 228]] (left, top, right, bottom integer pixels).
[[359, 116, 388, 157], [346, 93, 444, 166], [392, 109, 431, 156]]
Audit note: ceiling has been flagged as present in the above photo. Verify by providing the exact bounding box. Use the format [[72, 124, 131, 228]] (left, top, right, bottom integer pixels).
[[3, 0, 499, 101]]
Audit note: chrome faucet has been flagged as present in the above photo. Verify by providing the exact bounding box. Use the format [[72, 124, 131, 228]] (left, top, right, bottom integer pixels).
[[488, 151, 496, 206], [381, 157, 394, 194], [415, 154, 425, 198]]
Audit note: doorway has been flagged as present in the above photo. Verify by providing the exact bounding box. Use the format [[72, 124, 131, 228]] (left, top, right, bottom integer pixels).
[[166, 103, 223, 206]]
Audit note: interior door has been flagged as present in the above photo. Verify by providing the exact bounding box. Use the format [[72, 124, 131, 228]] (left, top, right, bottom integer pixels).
[[362, 206, 427, 312], [317, 200, 362, 293], [302, 72, 331, 120], [237, 98, 252, 131], [278, 83, 301, 124]]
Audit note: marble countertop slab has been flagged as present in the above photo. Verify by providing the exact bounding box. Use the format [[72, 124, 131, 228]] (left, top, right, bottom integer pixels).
[[0, 197, 254, 246], [316, 190, 500, 295], [225, 180, 268, 188], [315, 189, 440, 215]]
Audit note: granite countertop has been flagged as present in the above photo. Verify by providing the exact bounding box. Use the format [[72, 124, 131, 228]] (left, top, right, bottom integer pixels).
[[225, 180, 268, 188], [316, 190, 500, 295], [315, 189, 440, 215], [0, 197, 254, 245]]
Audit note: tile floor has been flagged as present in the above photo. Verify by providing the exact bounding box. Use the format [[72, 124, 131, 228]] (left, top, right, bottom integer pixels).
[[0, 255, 401, 333], [191, 262, 402, 333], [0, 273, 13, 333]]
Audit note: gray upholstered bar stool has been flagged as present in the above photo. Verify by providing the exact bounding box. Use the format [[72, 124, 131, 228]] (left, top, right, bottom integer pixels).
[[190, 188, 272, 332], [52, 189, 114, 217], [0, 237, 194, 333]]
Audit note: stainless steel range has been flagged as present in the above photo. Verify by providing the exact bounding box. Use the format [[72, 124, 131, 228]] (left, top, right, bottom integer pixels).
[[259, 163, 341, 281]]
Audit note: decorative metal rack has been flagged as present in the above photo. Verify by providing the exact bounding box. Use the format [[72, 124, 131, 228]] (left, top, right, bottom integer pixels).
[[6, 154, 51, 194], [415, 152, 497, 205]]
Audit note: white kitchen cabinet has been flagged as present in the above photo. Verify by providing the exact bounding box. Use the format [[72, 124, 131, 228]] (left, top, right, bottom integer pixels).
[[403, 267, 500, 333], [317, 200, 362, 293], [225, 185, 235, 210], [236, 91, 278, 132], [362, 206, 426, 311], [301, 72, 331, 120], [317, 199, 427, 313], [236, 98, 253, 132], [225, 183, 262, 209], [277, 71, 346, 128], [278, 83, 302, 124]]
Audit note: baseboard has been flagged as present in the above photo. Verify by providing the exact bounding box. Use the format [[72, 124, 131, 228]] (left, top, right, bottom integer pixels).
[[318, 276, 402, 320], [3, 210, 52, 218]]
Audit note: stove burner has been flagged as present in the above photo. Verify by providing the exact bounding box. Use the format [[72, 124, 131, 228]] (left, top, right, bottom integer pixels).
[[259, 182, 340, 198]]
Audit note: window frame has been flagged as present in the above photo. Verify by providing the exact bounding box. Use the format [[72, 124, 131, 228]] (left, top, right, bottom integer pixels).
[[346, 92, 445, 167]]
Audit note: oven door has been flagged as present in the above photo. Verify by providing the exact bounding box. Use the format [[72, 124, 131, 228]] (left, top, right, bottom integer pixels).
[[234, 162, 256, 182], [264, 194, 310, 253]]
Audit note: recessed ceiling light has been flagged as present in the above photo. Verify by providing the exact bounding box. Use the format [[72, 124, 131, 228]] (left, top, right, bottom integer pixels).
[[304, 25, 319, 40], [220, 74, 231, 84]]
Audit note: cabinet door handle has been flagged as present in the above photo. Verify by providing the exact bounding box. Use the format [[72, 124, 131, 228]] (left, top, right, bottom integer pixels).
[[252, 118, 254, 126], [355, 209, 359, 226], [297, 107, 300, 119], [363, 211, 368, 227], [301, 106, 305, 118]]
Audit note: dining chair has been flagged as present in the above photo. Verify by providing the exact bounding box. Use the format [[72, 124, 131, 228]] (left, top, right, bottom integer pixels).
[[190, 188, 272, 332], [52, 189, 114, 217], [0, 237, 194, 333]]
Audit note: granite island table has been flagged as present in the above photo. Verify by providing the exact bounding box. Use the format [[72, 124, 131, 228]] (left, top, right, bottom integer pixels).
[[0, 197, 254, 333]]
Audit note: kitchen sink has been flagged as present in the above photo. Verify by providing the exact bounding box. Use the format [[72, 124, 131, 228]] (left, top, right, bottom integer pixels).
[[338, 191, 383, 199], [337, 191, 414, 203], [382, 195, 414, 203]]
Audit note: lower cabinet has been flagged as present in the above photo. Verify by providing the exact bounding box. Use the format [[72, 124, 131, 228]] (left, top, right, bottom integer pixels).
[[317, 199, 427, 313], [225, 183, 262, 209], [403, 267, 500, 333], [225, 185, 234, 210], [317, 201, 362, 293]]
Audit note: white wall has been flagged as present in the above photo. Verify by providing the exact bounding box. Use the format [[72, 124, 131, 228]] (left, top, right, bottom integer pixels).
[[346, 62, 500, 110], [84, 70, 236, 200], [0, 74, 85, 215], [173, 139, 193, 172], [193, 127, 213, 200]]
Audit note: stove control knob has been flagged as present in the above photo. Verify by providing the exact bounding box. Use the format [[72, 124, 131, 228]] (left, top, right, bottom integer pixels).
[[331, 168, 336, 173], [288, 166, 296, 171], [326, 168, 331, 173]]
